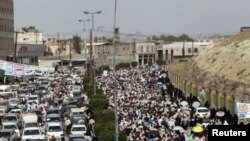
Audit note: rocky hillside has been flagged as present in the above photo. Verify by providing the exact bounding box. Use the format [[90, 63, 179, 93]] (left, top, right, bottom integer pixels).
[[174, 32, 250, 101]]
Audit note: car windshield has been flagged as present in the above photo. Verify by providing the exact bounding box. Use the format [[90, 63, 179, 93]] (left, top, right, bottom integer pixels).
[[72, 127, 86, 131], [73, 92, 81, 97], [47, 117, 61, 122], [0, 132, 11, 138], [4, 116, 16, 121], [29, 97, 37, 100], [70, 138, 86, 141], [25, 123, 39, 128], [198, 109, 209, 112], [73, 112, 84, 116], [20, 89, 29, 93], [49, 126, 62, 132], [24, 129, 40, 135], [10, 110, 21, 114], [47, 110, 59, 115], [4, 125, 17, 129], [9, 100, 18, 103]]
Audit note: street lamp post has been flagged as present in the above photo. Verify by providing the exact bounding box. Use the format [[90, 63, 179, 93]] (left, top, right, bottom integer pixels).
[[84, 10, 101, 96], [78, 19, 90, 71], [113, 0, 119, 141]]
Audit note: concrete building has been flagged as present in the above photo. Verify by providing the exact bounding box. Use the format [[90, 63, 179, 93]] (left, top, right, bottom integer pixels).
[[135, 42, 156, 65], [0, 0, 14, 60], [93, 42, 156, 67], [157, 41, 212, 63], [45, 38, 72, 57], [14, 27, 45, 65], [16, 26, 43, 44]]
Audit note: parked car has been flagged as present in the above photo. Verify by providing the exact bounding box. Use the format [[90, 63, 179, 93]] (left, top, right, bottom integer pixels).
[[67, 134, 89, 141], [46, 122, 64, 141], [70, 124, 87, 135], [0, 105, 7, 119], [2, 114, 22, 128], [195, 107, 210, 118], [2, 122, 21, 139], [46, 114, 62, 123], [0, 129, 18, 141], [7, 98, 20, 110], [21, 127, 45, 141]]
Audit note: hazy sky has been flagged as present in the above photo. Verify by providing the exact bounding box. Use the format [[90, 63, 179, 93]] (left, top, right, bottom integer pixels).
[[14, 0, 250, 38]]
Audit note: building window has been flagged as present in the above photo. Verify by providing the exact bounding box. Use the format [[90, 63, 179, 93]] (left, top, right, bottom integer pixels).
[[194, 48, 198, 53]]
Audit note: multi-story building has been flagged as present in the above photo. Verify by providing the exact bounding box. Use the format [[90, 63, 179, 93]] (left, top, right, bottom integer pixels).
[[16, 26, 43, 44], [15, 26, 45, 65], [135, 42, 156, 65], [0, 0, 14, 60]]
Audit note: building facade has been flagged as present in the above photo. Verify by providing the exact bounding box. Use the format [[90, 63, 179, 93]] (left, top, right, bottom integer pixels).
[[0, 0, 14, 60], [16, 26, 44, 44], [157, 41, 212, 63], [15, 27, 45, 65], [135, 42, 156, 65]]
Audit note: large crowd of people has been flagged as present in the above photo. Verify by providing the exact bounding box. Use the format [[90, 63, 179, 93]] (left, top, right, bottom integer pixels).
[[97, 64, 247, 141]]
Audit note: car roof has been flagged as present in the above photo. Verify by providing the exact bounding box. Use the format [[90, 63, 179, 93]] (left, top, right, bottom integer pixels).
[[69, 134, 85, 138], [4, 114, 17, 117], [2, 122, 17, 125], [70, 108, 84, 112], [0, 129, 13, 132], [47, 114, 60, 117], [196, 107, 208, 109], [72, 124, 86, 127], [23, 127, 40, 130], [47, 122, 62, 126]]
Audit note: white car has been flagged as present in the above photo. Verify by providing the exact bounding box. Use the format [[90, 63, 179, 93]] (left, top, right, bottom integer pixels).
[[9, 108, 23, 117], [71, 124, 87, 135], [27, 95, 39, 104], [2, 122, 21, 139], [46, 122, 64, 141], [21, 127, 45, 141], [195, 107, 210, 118]]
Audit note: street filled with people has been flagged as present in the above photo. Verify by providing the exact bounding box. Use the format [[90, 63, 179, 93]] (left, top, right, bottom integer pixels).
[[0, 64, 248, 141], [97, 64, 245, 141], [0, 69, 93, 141]]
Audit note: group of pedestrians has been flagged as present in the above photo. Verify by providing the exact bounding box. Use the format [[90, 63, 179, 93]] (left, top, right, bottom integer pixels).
[[97, 64, 246, 141]]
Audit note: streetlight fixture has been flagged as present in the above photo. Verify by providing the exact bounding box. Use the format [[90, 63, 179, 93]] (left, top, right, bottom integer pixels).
[[78, 19, 91, 71], [84, 10, 102, 96]]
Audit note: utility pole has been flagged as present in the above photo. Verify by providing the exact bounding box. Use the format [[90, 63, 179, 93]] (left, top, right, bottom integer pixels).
[[113, 0, 119, 140], [14, 32, 18, 63], [57, 32, 60, 60], [69, 40, 72, 72], [89, 30, 93, 86]]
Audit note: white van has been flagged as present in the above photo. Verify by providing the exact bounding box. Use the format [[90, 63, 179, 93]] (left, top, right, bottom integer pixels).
[[22, 113, 38, 128]]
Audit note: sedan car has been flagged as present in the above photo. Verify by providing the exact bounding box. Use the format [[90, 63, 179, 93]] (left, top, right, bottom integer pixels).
[[0, 129, 18, 141], [195, 107, 211, 118], [2, 114, 22, 128]]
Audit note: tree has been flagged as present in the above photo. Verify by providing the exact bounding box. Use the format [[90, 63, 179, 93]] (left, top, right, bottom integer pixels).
[[72, 35, 82, 54]]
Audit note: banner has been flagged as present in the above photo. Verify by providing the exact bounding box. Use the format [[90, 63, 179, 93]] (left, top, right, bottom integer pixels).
[[13, 64, 25, 76], [234, 102, 250, 119], [0, 60, 54, 77], [4, 62, 13, 76]]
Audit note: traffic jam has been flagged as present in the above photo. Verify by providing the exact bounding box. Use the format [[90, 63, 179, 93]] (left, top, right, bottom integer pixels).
[[0, 70, 92, 141]]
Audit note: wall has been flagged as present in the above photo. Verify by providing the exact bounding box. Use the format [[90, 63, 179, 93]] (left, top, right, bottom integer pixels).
[[168, 63, 236, 114]]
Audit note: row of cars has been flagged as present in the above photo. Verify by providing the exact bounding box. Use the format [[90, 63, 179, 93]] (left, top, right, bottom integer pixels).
[[0, 72, 91, 141]]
